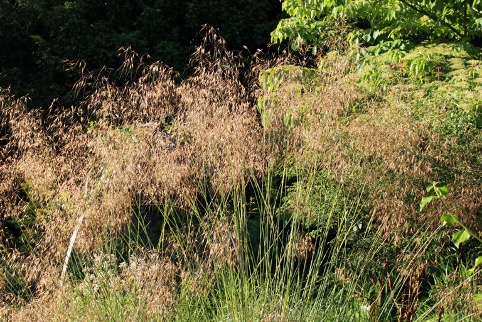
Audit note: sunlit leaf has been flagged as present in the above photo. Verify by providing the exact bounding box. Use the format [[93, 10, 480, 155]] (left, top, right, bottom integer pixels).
[[426, 182, 437, 192], [452, 229, 471, 248], [420, 195, 435, 211], [467, 256, 482, 275], [436, 185, 449, 197], [373, 30, 380, 40], [440, 213, 459, 225]]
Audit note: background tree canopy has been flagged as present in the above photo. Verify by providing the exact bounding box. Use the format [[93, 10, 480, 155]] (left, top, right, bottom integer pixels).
[[272, 0, 482, 54], [0, 0, 284, 108]]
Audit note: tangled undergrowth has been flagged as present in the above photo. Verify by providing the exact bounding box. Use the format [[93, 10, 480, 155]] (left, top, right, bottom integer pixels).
[[1, 28, 481, 321]]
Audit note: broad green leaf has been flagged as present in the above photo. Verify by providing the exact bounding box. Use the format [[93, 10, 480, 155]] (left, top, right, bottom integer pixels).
[[440, 213, 459, 225], [467, 256, 482, 275], [452, 229, 471, 248], [420, 195, 435, 211]]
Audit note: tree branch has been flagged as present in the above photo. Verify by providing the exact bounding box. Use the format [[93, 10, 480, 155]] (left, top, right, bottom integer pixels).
[[399, 0, 463, 39]]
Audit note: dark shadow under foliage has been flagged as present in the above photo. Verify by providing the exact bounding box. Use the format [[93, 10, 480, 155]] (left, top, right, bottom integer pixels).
[[0, 0, 284, 109]]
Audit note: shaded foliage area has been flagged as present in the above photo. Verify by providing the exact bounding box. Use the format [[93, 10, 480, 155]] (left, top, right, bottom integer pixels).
[[0, 0, 284, 108]]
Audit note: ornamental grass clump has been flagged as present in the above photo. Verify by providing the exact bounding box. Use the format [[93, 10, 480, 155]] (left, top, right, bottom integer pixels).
[[2, 27, 482, 321], [0, 27, 264, 316]]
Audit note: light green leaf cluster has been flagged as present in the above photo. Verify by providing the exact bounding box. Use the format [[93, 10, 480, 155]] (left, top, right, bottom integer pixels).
[[272, 0, 482, 53], [358, 43, 482, 86]]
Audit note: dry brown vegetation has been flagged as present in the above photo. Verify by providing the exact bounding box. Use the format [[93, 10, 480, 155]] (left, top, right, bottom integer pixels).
[[1, 28, 481, 320], [1, 29, 265, 318]]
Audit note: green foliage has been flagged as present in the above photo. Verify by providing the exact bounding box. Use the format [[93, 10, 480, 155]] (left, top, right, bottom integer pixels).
[[421, 182, 482, 302], [273, 0, 482, 53], [420, 182, 482, 308], [277, 169, 367, 241], [359, 43, 482, 85]]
